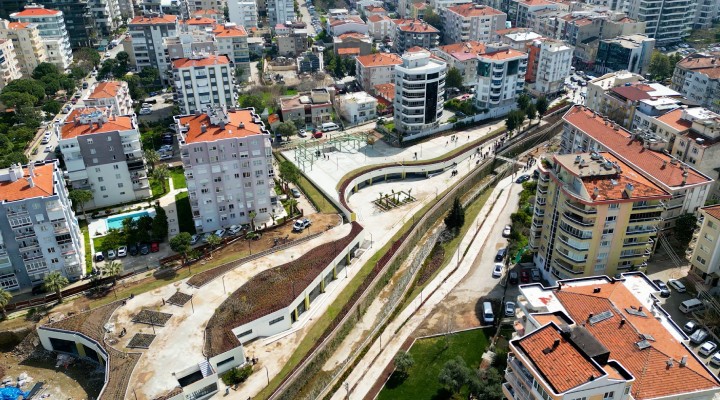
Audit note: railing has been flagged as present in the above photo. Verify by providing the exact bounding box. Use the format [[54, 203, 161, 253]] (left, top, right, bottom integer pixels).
[[562, 212, 594, 227], [564, 199, 596, 214], [626, 227, 657, 235]]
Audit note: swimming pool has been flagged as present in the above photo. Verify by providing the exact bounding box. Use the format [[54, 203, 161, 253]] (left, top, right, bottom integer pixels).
[[106, 210, 152, 230]]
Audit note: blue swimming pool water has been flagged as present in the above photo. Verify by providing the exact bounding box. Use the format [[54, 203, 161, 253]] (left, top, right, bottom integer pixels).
[[106, 211, 150, 230]]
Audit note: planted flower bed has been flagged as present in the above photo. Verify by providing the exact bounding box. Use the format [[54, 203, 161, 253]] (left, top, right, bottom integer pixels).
[[127, 333, 156, 349], [204, 222, 363, 357], [132, 310, 173, 327], [167, 291, 192, 307]]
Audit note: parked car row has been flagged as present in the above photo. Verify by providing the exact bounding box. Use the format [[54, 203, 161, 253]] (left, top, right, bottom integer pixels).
[[684, 320, 720, 366], [190, 224, 251, 245], [95, 242, 159, 262]]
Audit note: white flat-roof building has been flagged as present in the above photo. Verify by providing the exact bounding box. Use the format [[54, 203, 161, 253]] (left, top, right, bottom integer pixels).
[[0, 20, 48, 77], [393, 51, 446, 141], [337, 91, 377, 124]]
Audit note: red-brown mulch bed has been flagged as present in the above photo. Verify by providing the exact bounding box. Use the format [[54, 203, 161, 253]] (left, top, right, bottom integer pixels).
[[416, 243, 445, 287], [204, 222, 363, 357]]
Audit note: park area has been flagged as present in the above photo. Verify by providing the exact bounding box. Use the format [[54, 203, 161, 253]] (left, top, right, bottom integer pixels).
[[377, 328, 497, 400]]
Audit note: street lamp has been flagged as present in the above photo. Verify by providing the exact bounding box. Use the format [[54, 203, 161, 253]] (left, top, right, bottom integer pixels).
[[222, 275, 227, 294], [264, 366, 269, 386]]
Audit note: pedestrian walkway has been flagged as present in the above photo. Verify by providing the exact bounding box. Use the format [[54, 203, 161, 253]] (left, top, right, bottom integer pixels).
[[158, 177, 184, 239]]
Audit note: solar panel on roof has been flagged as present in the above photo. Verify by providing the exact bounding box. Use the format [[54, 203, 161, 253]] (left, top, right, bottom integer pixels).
[[589, 310, 613, 325], [625, 307, 648, 318]]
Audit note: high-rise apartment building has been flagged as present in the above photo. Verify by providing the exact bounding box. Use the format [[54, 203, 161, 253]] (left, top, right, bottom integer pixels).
[[172, 54, 236, 115], [671, 53, 720, 114], [213, 23, 250, 82], [56, 107, 151, 209], [84, 81, 134, 116], [117, 0, 134, 20], [473, 48, 528, 116], [88, 0, 122, 37], [355, 53, 402, 92], [392, 19, 440, 52], [525, 38, 573, 97], [227, 0, 258, 28], [176, 107, 276, 233], [266, 0, 294, 27], [625, 0, 694, 45], [506, 274, 720, 400], [0, 39, 22, 89], [0, 161, 84, 292], [10, 5, 73, 70], [444, 4, 506, 45], [393, 51, 446, 141], [688, 205, 720, 290], [129, 13, 179, 80], [0, 0, 92, 49], [0, 20, 48, 77], [595, 34, 655, 75]]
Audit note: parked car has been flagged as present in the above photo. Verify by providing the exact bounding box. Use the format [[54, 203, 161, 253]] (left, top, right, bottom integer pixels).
[[214, 229, 226, 238], [505, 301, 516, 317], [291, 188, 301, 198], [710, 352, 720, 367], [44, 145, 53, 153], [699, 341, 717, 357], [159, 144, 173, 152], [668, 279, 686, 293], [94, 251, 105, 262], [190, 234, 201, 245], [312, 130, 323, 138], [531, 268, 541, 282], [150, 242, 159, 252], [41, 136, 51, 145], [159, 153, 173, 160], [515, 175, 531, 184], [509, 271, 518, 284], [139, 108, 152, 115], [117, 245, 127, 257], [502, 224, 511, 237], [520, 269, 530, 283], [298, 129, 307, 138], [129, 243, 139, 256], [683, 320, 699, 334], [107, 249, 117, 259], [495, 247, 507, 262], [690, 328, 709, 344], [293, 218, 312, 232], [492, 263, 503, 278], [140, 243, 150, 255], [228, 225, 242, 235], [652, 279, 671, 297]]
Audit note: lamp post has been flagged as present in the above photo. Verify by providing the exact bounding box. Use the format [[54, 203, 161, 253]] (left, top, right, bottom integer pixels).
[[264, 366, 269, 386], [222, 275, 227, 294], [190, 295, 195, 313], [369, 232, 373, 248]]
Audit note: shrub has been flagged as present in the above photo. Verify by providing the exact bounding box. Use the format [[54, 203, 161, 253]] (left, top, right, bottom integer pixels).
[[221, 364, 253, 385]]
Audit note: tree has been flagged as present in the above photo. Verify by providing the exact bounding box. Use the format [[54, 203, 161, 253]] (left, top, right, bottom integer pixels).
[[170, 232, 192, 264], [248, 210, 257, 231], [444, 197, 465, 233], [0, 287, 11, 320], [344, 57, 356, 76], [505, 109, 526, 136], [44, 271, 69, 303], [68, 189, 93, 221], [438, 357, 472, 394], [275, 122, 296, 140], [152, 165, 170, 193], [394, 351, 414, 378], [2, 79, 46, 104], [144, 149, 160, 172], [423, 7, 442, 30], [535, 96, 549, 119], [279, 161, 301, 190], [674, 213, 698, 245], [525, 103, 537, 123], [0, 92, 37, 109], [287, 198, 298, 215], [648, 51, 672, 80], [104, 261, 123, 285], [42, 100, 62, 115], [239, 94, 265, 111], [32, 62, 61, 80], [152, 205, 168, 240], [75, 47, 102, 70], [517, 93, 531, 111], [206, 234, 222, 258], [139, 67, 160, 87], [446, 67, 463, 89]]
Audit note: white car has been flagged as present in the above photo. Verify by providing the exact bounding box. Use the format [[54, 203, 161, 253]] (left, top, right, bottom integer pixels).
[[228, 225, 242, 235], [668, 279, 686, 293], [41, 136, 51, 145], [213, 229, 226, 238], [190, 234, 201, 245], [117, 245, 127, 257], [502, 224, 511, 237], [139, 108, 152, 115], [44, 145, 53, 153], [699, 341, 717, 357], [159, 145, 173, 152], [107, 249, 117, 260], [710, 352, 720, 367], [492, 263, 503, 278], [298, 129, 307, 138], [505, 301, 516, 317]]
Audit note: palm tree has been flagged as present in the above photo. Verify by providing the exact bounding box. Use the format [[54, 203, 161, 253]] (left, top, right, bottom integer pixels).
[[287, 199, 298, 215], [206, 234, 222, 258], [0, 288, 12, 320], [104, 261, 123, 285], [144, 149, 160, 172], [68, 189, 93, 221], [152, 165, 170, 194], [249, 211, 257, 231], [44, 272, 69, 304]]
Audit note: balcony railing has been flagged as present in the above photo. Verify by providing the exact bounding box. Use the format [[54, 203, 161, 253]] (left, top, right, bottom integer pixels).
[[564, 200, 597, 214], [562, 212, 595, 227]]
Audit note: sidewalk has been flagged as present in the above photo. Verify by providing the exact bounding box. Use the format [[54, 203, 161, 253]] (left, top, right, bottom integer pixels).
[[158, 177, 184, 240]]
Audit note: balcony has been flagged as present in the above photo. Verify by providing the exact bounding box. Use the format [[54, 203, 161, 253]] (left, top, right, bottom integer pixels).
[[7, 207, 28, 216], [626, 226, 657, 235], [556, 248, 588, 263], [554, 258, 585, 275], [623, 238, 654, 248], [14, 229, 36, 240], [564, 200, 597, 214], [558, 235, 590, 251], [632, 202, 664, 211], [127, 159, 145, 171], [619, 249, 651, 259], [562, 212, 595, 227]]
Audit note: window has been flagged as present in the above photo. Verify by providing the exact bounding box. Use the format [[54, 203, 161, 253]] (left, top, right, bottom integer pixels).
[[95, 168, 101, 172], [216, 357, 235, 367], [603, 392, 614, 400], [87, 138, 93, 144], [51, 258, 59, 263], [602, 228, 614, 235], [259, 208, 267, 213], [90, 148, 96, 155], [269, 315, 284, 325], [98, 177, 104, 182], [114, 165, 119, 170], [93, 158, 98, 163], [47, 247, 56, 253], [118, 183, 123, 188], [237, 329, 252, 338], [609, 203, 619, 209], [696, 256, 707, 265], [242, 172, 250, 178]]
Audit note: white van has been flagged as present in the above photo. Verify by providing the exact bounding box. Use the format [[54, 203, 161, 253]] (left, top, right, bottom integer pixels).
[[482, 301, 494, 325], [321, 122, 339, 132], [679, 298, 704, 314]]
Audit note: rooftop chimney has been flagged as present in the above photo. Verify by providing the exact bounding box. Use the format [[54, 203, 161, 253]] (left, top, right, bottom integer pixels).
[[201, 123, 207, 133], [552, 339, 560, 349], [680, 356, 687, 367], [26, 177, 34, 188], [592, 187, 599, 198], [620, 319, 626, 327]]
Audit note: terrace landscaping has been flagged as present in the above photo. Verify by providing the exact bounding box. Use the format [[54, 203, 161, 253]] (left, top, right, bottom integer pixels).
[[204, 222, 363, 357]]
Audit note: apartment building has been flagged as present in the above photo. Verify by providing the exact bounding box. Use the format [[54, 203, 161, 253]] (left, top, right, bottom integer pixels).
[[563, 15, 647, 69], [367, 15, 392, 41], [213, 23, 250, 82], [671, 53, 720, 114], [333, 33, 372, 57], [432, 41, 487, 87], [129, 13, 179, 80], [172, 54, 235, 115], [688, 205, 720, 290], [297, 50, 323, 73], [625, 0, 694, 45], [694, 0, 719, 29], [474, 48, 528, 116], [356, 52, 402, 92], [586, 79, 680, 129], [362, 5, 387, 18], [595, 34, 655, 75], [585, 71, 644, 115], [509, 0, 559, 29], [266, 0, 293, 27], [327, 16, 368, 36], [0, 20, 47, 77], [0, 39, 21, 89], [84, 81, 133, 116], [280, 89, 333, 127], [56, 107, 151, 209], [392, 19, 440, 52], [164, 30, 217, 61], [0, 0, 93, 49], [393, 51, 446, 141], [277, 29, 309, 57], [88, 0, 121, 37], [118, 0, 134, 20], [176, 107, 275, 233], [525, 38, 573, 97], [10, 5, 72, 70], [506, 274, 720, 400], [337, 91, 377, 124], [0, 161, 84, 292], [139, 0, 189, 19], [227, 0, 258, 29], [192, 8, 223, 23], [531, 152, 669, 280], [444, 4, 506, 44], [561, 105, 714, 230]]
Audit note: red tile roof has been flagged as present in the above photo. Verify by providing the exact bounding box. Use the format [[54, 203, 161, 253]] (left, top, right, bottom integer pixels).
[[655, 109, 692, 132], [356, 52, 402, 67], [563, 106, 711, 188], [364, 5, 386, 12], [61, 108, 135, 140], [555, 283, 719, 399], [447, 3, 504, 17], [516, 323, 604, 393], [178, 109, 265, 143], [338, 32, 368, 39], [518, 0, 556, 6], [329, 16, 365, 26], [12, 7, 60, 17], [172, 54, 230, 68], [193, 9, 220, 15], [438, 41, 487, 61], [676, 54, 720, 71], [185, 16, 216, 25], [367, 14, 391, 23], [610, 84, 657, 101], [7, 22, 30, 29], [338, 47, 360, 55], [480, 48, 527, 61], [130, 14, 178, 25], [213, 24, 248, 37], [374, 83, 395, 102], [88, 81, 123, 99], [0, 163, 55, 202], [392, 19, 439, 33], [702, 204, 720, 220]]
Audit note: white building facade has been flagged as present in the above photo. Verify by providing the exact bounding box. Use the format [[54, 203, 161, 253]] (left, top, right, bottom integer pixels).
[[84, 81, 134, 116], [227, 0, 258, 28], [444, 4, 507, 45], [129, 13, 180, 81], [0, 20, 48, 77], [10, 5, 73, 70], [474, 49, 528, 116], [0, 39, 21, 90], [527, 39, 573, 96], [172, 54, 236, 115], [337, 92, 377, 124], [267, 0, 294, 27]]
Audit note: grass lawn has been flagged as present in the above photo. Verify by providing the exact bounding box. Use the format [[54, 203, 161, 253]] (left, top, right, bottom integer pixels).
[[297, 174, 339, 214], [687, 22, 720, 45], [79, 220, 93, 274], [150, 177, 167, 198], [175, 192, 196, 234], [170, 167, 186, 189], [378, 328, 492, 400]]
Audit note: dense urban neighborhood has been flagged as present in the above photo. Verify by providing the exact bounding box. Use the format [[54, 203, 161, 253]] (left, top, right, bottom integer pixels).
[[0, 0, 718, 398]]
